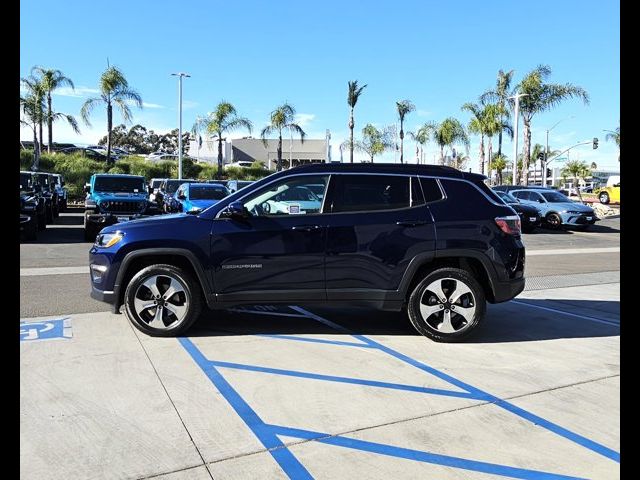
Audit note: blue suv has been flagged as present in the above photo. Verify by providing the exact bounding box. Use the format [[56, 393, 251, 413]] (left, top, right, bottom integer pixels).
[[89, 164, 526, 342], [175, 182, 230, 213]]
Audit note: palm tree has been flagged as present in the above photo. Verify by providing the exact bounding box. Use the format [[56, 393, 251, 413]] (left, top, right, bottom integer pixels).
[[481, 69, 515, 157], [490, 153, 508, 185], [562, 160, 591, 202], [198, 102, 253, 178], [451, 151, 469, 171], [20, 76, 46, 170], [604, 127, 620, 162], [354, 124, 393, 163], [462, 102, 488, 175], [347, 80, 367, 164], [260, 103, 305, 172], [396, 100, 415, 163], [484, 103, 512, 182], [408, 123, 434, 164], [81, 65, 143, 164], [31, 66, 76, 153], [432, 118, 469, 166], [516, 65, 589, 185]]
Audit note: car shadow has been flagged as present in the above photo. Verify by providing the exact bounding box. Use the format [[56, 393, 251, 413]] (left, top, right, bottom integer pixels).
[[188, 299, 619, 344]]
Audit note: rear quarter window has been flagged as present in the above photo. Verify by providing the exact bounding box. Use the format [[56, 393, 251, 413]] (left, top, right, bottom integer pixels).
[[434, 179, 500, 220]]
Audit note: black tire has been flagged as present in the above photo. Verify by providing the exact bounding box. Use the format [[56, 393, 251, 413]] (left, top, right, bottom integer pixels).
[[52, 202, 59, 218], [83, 211, 98, 242], [25, 219, 38, 241], [124, 264, 203, 337], [599, 192, 610, 204], [37, 212, 47, 231], [407, 267, 486, 342], [545, 212, 562, 230]]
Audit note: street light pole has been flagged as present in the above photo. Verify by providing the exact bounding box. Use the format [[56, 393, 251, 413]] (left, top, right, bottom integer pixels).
[[171, 72, 190, 180], [544, 115, 574, 187], [508, 93, 528, 185]]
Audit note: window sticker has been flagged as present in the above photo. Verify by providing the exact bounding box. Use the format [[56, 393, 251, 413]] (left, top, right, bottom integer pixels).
[[288, 204, 301, 214], [134, 189, 139, 192]]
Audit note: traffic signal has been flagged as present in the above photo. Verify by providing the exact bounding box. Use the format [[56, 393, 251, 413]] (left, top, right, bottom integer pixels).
[[546, 168, 551, 177], [537, 152, 544, 161], [593, 137, 599, 149]]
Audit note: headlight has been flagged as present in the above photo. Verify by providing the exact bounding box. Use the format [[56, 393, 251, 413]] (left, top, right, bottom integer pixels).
[[95, 232, 124, 248], [101, 201, 111, 209], [189, 206, 201, 212]]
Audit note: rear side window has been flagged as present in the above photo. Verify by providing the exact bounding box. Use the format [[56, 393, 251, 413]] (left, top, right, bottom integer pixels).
[[439, 179, 496, 208], [512, 191, 531, 200], [331, 175, 410, 213], [419, 178, 444, 203]]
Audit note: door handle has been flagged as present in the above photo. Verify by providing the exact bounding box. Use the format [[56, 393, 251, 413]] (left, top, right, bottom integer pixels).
[[291, 225, 321, 232], [396, 220, 428, 227]]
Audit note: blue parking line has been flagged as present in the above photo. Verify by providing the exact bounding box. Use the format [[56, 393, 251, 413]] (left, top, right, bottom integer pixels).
[[268, 424, 585, 480], [292, 307, 621, 464], [178, 338, 314, 479], [256, 334, 375, 349], [210, 359, 480, 400]]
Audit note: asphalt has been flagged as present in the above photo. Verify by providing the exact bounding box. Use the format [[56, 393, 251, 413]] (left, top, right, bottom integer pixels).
[[20, 209, 620, 479]]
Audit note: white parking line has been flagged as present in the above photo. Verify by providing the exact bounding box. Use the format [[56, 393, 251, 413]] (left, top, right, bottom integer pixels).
[[20, 266, 88, 277], [511, 300, 620, 326], [526, 247, 619, 256]]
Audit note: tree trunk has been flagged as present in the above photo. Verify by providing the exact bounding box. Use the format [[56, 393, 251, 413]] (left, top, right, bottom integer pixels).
[[38, 120, 43, 158], [370, 153, 374, 163], [399, 120, 404, 164], [107, 102, 113, 165], [349, 108, 354, 164], [487, 137, 493, 182], [47, 93, 53, 153], [32, 123, 40, 171], [479, 135, 485, 176], [277, 132, 282, 172], [497, 114, 503, 157], [440, 146, 445, 165], [217, 136, 223, 179], [521, 119, 531, 186]]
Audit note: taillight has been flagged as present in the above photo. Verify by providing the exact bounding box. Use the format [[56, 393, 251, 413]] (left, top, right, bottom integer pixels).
[[495, 215, 521, 235]]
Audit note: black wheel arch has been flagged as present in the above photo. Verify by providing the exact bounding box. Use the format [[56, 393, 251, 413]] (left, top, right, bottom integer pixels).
[[114, 248, 214, 313]]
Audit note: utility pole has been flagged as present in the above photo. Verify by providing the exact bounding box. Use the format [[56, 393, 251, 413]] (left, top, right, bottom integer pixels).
[[508, 93, 528, 185], [171, 72, 190, 179]]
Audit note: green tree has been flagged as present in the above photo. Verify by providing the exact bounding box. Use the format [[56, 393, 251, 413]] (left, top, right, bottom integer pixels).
[[20, 76, 46, 169], [562, 160, 592, 202], [347, 80, 367, 164], [462, 102, 488, 175], [354, 124, 393, 163], [516, 65, 589, 185], [198, 102, 253, 178], [431, 118, 469, 165], [490, 153, 508, 185], [604, 127, 620, 162], [480, 69, 515, 157], [81, 65, 143, 165], [408, 123, 435, 164], [31, 66, 78, 153], [484, 103, 512, 181], [260, 103, 305, 172], [451, 151, 469, 171], [396, 100, 415, 163]]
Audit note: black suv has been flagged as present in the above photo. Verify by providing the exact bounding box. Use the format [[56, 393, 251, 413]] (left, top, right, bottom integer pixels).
[[89, 164, 525, 342], [33, 172, 60, 221], [20, 171, 47, 231]]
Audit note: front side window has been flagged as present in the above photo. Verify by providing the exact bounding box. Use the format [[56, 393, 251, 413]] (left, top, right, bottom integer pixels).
[[243, 175, 329, 217], [331, 175, 410, 213], [190, 186, 229, 200], [512, 191, 530, 201], [540, 191, 568, 202]]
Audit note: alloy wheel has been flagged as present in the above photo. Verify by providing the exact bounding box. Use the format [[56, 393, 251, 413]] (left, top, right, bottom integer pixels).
[[418, 277, 476, 334], [133, 274, 189, 330]]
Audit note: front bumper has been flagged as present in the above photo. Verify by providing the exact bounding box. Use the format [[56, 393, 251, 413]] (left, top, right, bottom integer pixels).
[[560, 212, 598, 226], [85, 212, 150, 228], [90, 284, 119, 312]]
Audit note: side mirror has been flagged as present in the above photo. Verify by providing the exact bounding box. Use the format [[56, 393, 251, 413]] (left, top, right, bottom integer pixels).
[[84, 185, 91, 194], [148, 186, 154, 194], [224, 200, 248, 219], [177, 194, 186, 200]]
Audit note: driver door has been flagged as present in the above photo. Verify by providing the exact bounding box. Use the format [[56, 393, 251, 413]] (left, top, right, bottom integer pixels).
[[210, 174, 330, 303]]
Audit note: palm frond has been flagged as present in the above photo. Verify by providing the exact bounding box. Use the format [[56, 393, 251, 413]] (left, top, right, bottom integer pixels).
[[347, 80, 367, 108], [80, 97, 102, 126], [112, 98, 134, 123]]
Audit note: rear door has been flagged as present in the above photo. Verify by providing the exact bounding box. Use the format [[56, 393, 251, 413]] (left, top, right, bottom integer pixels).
[[323, 174, 436, 302]]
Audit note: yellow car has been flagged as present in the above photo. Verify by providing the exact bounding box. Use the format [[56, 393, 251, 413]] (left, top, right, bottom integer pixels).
[[596, 182, 620, 204]]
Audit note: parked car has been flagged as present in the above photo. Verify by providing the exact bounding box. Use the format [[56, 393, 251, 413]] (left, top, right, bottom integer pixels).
[[88, 145, 130, 157], [89, 163, 525, 342], [51, 173, 68, 212], [594, 176, 620, 205], [20, 171, 47, 231], [83, 174, 152, 242], [57, 147, 119, 161], [20, 187, 41, 240], [226, 179, 254, 193], [155, 178, 197, 213], [225, 161, 254, 169], [33, 172, 60, 221], [507, 187, 597, 230], [148, 178, 165, 203], [493, 190, 542, 233], [175, 182, 230, 213]]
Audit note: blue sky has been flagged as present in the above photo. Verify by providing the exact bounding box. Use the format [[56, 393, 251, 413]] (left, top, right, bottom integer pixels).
[[20, 0, 620, 171]]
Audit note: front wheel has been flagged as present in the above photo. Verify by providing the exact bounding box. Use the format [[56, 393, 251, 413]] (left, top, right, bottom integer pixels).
[[45, 205, 54, 223], [124, 264, 203, 337], [599, 192, 610, 204], [407, 268, 486, 342], [545, 213, 562, 229]]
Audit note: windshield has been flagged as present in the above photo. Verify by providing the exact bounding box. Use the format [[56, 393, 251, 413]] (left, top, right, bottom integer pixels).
[[20, 173, 32, 189], [94, 176, 145, 193], [497, 191, 518, 203], [151, 180, 162, 189], [541, 191, 571, 202], [190, 186, 229, 200], [164, 180, 193, 194]]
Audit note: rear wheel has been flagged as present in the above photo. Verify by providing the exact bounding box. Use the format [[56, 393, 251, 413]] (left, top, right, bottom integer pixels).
[[407, 268, 486, 342], [599, 192, 610, 204], [37, 211, 47, 231], [45, 204, 54, 223], [124, 264, 203, 337]]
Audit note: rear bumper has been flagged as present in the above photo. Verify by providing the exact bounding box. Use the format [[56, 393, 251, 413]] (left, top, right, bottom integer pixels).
[[492, 277, 526, 303]]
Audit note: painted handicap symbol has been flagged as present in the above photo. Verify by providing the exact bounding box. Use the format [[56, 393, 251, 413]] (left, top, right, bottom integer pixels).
[[20, 318, 72, 342]]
